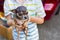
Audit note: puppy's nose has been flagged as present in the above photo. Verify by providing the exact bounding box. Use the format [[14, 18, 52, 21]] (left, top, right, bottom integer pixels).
[[24, 17, 27, 19]]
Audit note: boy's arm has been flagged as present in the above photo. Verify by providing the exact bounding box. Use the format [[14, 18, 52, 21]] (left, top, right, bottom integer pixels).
[[29, 16, 44, 24], [4, 0, 14, 25], [4, 0, 13, 20], [29, 0, 46, 24]]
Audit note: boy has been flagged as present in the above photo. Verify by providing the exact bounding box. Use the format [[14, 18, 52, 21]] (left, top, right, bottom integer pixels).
[[4, 0, 46, 40]]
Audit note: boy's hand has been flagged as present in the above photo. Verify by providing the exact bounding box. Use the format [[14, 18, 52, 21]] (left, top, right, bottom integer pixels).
[[7, 19, 15, 26]]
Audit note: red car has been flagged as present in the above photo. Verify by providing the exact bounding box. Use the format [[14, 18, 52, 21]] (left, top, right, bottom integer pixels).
[[43, 0, 60, 20], [0, 0, 4, 12]]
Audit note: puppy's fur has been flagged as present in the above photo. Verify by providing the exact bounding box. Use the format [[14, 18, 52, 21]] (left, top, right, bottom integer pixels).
[[11, 6, 29, 40]]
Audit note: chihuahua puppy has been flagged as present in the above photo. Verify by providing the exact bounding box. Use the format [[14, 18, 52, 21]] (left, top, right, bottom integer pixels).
[[11, 6, 29, 40]]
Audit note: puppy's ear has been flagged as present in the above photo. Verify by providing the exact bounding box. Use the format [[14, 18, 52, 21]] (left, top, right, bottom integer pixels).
[[10, 9, 17, 13]]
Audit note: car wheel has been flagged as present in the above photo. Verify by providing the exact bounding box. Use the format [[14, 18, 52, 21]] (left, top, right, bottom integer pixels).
[[55, 6, 60, 15]]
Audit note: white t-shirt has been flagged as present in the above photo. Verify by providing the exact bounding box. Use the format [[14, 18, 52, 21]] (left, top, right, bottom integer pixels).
[[4, 0, 46, 40]]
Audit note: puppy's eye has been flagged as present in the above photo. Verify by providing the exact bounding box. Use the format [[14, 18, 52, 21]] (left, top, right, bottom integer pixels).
[[18, 12, 23, 16], [19, 13, 23, 16], [23, 12, 28, 15]]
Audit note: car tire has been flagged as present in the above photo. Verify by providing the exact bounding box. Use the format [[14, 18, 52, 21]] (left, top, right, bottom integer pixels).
[[55, 5, 60, 15]]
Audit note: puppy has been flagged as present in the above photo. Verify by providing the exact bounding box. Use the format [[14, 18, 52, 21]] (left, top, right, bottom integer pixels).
[[11, 6, 29, 40]]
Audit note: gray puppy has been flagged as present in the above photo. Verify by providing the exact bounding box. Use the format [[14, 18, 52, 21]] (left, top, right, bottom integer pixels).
[[11, 6, 29, 40]]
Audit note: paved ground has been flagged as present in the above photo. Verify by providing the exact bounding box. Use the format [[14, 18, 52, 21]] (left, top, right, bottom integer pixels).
[[0, 11, 60, 40], [38, 11, 60, 40], [0, 36, 6, 40]]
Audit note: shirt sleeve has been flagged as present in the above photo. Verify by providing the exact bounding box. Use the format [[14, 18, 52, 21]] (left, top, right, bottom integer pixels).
[[4, 0, 13, 16], [36, 0, 46, 18]]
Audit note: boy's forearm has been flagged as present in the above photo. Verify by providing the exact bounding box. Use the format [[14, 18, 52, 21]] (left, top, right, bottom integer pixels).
[[5, 15, 13, 26], [29, 16, 44, 24], [5, 15, 12, 20]]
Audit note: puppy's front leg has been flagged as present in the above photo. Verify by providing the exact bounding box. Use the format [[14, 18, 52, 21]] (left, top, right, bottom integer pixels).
[[23, 22, 28, 40], [16, 26, 20, 40], [24, 26, 28, 36]]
